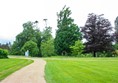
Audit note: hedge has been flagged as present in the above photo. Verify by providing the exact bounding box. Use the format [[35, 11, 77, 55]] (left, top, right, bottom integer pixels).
[[0, 48, 8, 59]]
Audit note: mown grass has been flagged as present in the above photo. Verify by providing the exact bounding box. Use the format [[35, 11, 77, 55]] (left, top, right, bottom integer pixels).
[[45, 57, 118, 83], [0, 58, 33, 81]]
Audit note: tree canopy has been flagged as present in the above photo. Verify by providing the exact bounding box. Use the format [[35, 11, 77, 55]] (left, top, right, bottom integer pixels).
[[21, 40, 39, 57], [54, 6, 82, 55], [11, 21, 41, 57], [9, 6, 116, 57], [114, 16, 118, 43], [81, 13, 113, 57], [41, 25, 54, 57]]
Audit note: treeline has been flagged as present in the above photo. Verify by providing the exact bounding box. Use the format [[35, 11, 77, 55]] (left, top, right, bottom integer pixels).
[[9, 6, 118, 57], [10, 21, 54, 57], [0, 43, 11, 50]]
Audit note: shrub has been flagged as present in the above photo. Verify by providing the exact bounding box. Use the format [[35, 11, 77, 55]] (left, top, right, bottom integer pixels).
[[112, 50, 118, 57], [21, 40, 39, 57], [0, 48, 8, 59], [70, 40, 85, 56], [78, 53, 93, 57], [41, 39, 55, 57], [96, 51, 113, 57]]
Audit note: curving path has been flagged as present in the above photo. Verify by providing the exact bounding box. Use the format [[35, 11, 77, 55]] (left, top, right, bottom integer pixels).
[[0, 58, 46, 83]]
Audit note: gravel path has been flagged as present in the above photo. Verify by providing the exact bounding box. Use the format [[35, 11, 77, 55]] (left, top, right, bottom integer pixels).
[[0, 58, 46, 83]]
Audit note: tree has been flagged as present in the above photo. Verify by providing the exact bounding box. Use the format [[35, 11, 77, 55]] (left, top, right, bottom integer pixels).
[[81, 13, 113, 57], [41, 38, 54, 57], [41, 26, 52, 42], [41, 23, 54, 57], [114, 16, 118, 43], [54, 6, 81, 55], [11, 21, 41, 56], [0, 42, 11, 51], [70, 40, 85, 56], [21, 40, 39, 57], [10, 41, 22, 55]]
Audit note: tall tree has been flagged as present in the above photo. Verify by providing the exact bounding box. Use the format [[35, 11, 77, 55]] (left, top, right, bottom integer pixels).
[[41, 23, 54, 57], [114, 16, 118, 43], [41, 26, 52, 42], [11, 21, 42, 57], [41, 38, 54, 57], [54, 6, 81, 55], [81, 13, 113, 57]]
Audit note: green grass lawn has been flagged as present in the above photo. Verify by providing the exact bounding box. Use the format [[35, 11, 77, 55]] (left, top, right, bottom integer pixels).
[[0, 58, 33, 81], [45, 57, 118, 83]]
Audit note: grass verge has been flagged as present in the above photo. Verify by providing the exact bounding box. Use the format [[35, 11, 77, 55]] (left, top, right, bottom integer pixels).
[[45, 57, 118, 83], [0, 58, 33, 81]]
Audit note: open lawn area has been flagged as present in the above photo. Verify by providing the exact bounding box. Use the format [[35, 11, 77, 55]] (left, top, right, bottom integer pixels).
[[0, 58, 33, 81], [45, 57, 118, 83]]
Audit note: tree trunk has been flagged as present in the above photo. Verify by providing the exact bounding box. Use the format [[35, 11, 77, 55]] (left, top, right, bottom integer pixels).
[[93, 51, 96, 57]]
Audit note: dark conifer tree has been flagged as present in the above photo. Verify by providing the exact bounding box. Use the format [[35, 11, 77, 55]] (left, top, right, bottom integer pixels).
[[54, 6, 81, 55]]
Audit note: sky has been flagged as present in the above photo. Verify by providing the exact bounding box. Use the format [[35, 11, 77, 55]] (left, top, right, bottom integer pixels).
[[0, 0, 118, 44]]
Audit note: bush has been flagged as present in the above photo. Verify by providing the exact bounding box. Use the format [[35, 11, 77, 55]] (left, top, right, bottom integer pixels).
[[70, 40, 85, 56], [78, 53, 93, 57], [41, 39, 55, 57], [0, 48, 8, 59], [112, 50, 118, 57], [21, 40, 39, 57], [95, 51, 113, 57]]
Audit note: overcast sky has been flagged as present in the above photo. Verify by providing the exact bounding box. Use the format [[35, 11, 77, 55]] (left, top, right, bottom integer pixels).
[[0, 0, 118, 43]]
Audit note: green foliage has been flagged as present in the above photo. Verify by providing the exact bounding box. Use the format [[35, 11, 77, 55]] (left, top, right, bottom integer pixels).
[[41, 39, 54, 57], [0, 58, 33, 80], [113, 43, 118, 50], [45, 58, 118, 83], [70, 40, 85, 56], [11, 21, 41, 56], [113, 50, 118, 57], [41, 24, 54, 57], [10, 41, 22, 55], [21, 40, 39, 57], [104, 52, 113, 57], [83, 53, 93, 57], [95, 52, 108, 57], [112, 43, 118, 57], [0, 42, 11, 51], [0, 48, 8, 59], [54, 6, 82, 55], [41, 26, 52, 42]]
